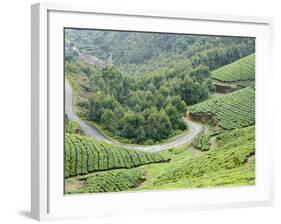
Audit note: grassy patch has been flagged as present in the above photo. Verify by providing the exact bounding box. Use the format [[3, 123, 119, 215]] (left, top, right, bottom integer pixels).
[[139, 159, 255, 190]]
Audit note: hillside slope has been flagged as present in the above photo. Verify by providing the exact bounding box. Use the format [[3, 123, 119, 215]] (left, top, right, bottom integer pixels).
[[141, 126, 255, 190], [189, 87, 255, 129], [211, 54, 255, 82], [64, 134, 169, 178]]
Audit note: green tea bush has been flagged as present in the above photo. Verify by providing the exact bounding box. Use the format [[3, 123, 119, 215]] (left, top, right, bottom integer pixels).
[[154, 126, 255, 185], [189, 87, 255, 129], [211, 54, 255, 82], [65, 134, 169, 178], [192, 132, 212, 151], [69, 169, 145, 194]]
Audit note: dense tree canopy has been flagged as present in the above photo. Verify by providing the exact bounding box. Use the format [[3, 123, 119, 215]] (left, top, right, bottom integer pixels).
[[66, 60, 215, 144], [65, 30, 254, 66]]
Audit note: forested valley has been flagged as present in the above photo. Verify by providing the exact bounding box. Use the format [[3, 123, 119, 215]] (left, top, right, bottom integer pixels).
[[65, 30, 254, 144], [64, 29, 256, 194]]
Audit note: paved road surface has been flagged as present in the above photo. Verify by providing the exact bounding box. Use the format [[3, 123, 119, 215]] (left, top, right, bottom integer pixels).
[[65, 81, 207, 152]]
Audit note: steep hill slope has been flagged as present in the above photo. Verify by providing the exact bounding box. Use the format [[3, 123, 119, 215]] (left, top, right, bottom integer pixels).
[[64, 134, 169, 178], [211, 54, 255, 82], [189, 87, 255, 129], [148, 126, 255, 189]]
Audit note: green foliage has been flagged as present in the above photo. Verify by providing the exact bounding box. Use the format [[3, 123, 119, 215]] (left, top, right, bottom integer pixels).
[[67, 169, 145, 194], [191, 42, 255, 70], [66, 62, 204, 144], [64, 29, 257, 193], [64, 29, 255, 144], [65, 119, 84, 135], [175, 76, 209, 104], [189, 87, 255, 129], [211, 54, 255, 82], [142, 160, 255, 190], [65, 29, 255, 69], [190, 65, 211, 83], [153, 126, 255, 186], [165, 103, 186, 130], [65, 126, 256, 193], [64, 134, 169, 178], [192, 132, 211, 151]]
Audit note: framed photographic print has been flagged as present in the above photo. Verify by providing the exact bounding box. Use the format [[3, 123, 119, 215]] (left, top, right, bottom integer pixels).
[[31, 2, 274, 221]]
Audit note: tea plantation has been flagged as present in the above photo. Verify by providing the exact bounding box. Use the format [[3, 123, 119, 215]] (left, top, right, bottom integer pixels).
[[192, 132, 212, 151], [211, 54, 255, 82], [189, 86, 255, 129], [141, 161, 255, 190], [66, 168, 145, 194], [65, 134, 169, 178], [64, 31, 256, 194], [152, 126, 255, 187]]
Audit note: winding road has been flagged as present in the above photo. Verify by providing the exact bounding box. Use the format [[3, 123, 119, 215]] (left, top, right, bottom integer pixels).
[[65, 81, 207, 152]]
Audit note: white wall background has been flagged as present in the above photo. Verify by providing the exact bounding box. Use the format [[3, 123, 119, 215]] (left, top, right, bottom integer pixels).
[[0, 0, 279, 223]]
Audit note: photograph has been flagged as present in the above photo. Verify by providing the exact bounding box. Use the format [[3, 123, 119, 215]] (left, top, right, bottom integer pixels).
[[63, 28, 256, 194]]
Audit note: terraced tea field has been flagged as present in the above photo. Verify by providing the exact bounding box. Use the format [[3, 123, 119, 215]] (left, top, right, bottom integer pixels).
[[64, 134, 169, 178], [189, 87, 255, 129], [141, 160, 255, 190], [152, 126, 255, 187], [211, 54, 255, 82], [65, 126, 256, 193], [66, 168, 145, 194]]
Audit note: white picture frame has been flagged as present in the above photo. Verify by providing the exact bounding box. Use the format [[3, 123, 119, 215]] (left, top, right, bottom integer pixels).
[[31, 2, 275, 221]]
